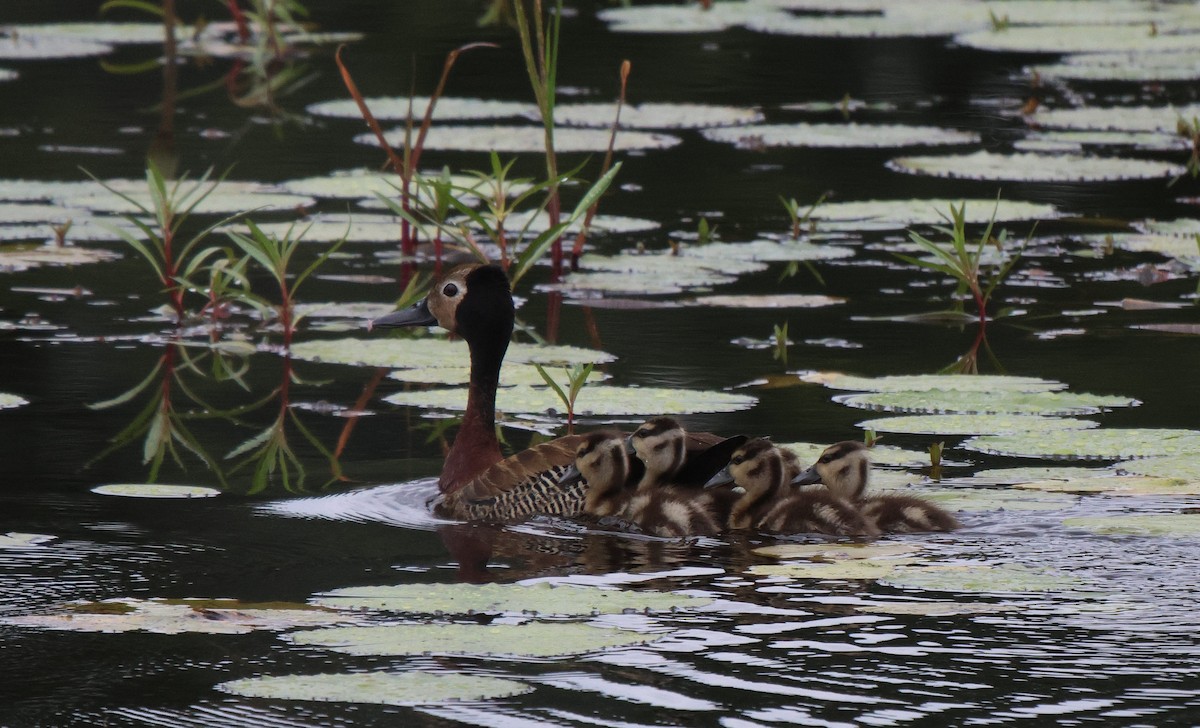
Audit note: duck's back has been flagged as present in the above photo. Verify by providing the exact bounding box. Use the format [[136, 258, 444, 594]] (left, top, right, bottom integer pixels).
[[623, 485, 723, 538], [862, 492, 960, 533], [757, 489, 877, 537]]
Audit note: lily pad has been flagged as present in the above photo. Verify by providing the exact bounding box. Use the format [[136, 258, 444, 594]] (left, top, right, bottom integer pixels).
[[856, 600, 1021, 616], [0, 599, 352, 634], [547, 268, 738, 296], [308, 96, 537, 121], [217, 671, 533, 706], [810, 198, 1058, 226], [280, 169, 499, 203], [0, 34, 112, 59], [597, 2, 787, 34], [1014, 130, 1186, 154], [1031, 104, 1200, 133], [1116, 455, 1200, 482], [688, 293, 846, 309], [554, 102, 763, 129], [295, 302, 396, 321], [967, 466, 1111, 484], [0, 392, 28, 409], [91, 483, 221, 498], [1063, 514, 1200, 537], [882, 563, 1085, 593], [287, 622, 659, 657], [956, 24, 1200, 55], [462, 211, 661, 237], [1088, 233, 1200, 261], [1034, 51, 1200, 82], [912, 486, 1077, 512], [889, 150, 1186, 182], [701, 123, 978, 149], [360, 126, 682, 153], [292, 337, 614, 369], [678, 238, 857, 263], [1013, 475, 1199, 495], [748, 558, 926, 581], [836, 389, 1138, 416], [62, 189, 314, 215], [389, 363, 606, 387], [383, 384, 756, 418], [778, 442, 932, 469], [857, 414, 1095, 436], [312, 582, 711, 615], [0, 532, 55, 548], [798, 371, 1065, 393], [965, 428, 1200, 459], [752, 542, 925, 561]]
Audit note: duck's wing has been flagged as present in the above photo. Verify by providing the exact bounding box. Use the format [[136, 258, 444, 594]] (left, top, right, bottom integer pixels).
[[674, 434, 749, 487], [450, 435, 586, 503], [863, 493, 960, 533]]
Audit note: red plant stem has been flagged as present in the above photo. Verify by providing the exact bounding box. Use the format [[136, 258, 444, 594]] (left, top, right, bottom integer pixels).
[[333, 367, 387, 460], [545, 289, 561, 344], [278, 277, 293, 349], [571, 60, 630, 269], [434, 233, 444, 277], [227, 0, 250, 42]]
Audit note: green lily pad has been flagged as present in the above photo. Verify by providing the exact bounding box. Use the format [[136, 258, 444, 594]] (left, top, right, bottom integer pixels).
[[1063, 514, 1200, 537], [0, 34, 112, 59], [288, 622, 659, 657], [464, 211, 661, 236], [748, 558, 927, 581], [701, 123, 978, 149], [383, 384, 756, 418], [688, 293, 846, 309], [91, 484, 221, 498], [1135, 219, 1200, 236], [955, 24, 1200, 54], [752, 542, 925, 561], [967, 466, 1111, 484], [578, 251, 763, 277], [1031, 104, 1200, 133], [217, 671, 533, 706], [62, 189, 314, 215], [0, 598, 353, 634], [883, 563, 1086, 593], [598, 2, 787, 34], [1088, 233, 1200, 261], [856, 600, 1021, 616], [858, 414, 1096, 436], [1014, 130, 1186, 154], [678, 238, 857, 263], [360, 126, 682, 153], [308, 96, 537, 121], [1034, 51, 1200, 82], [837, 389, 1138, 416], [965, 428, 1200, 459], [292, 337, 614, 369], [554, 102, 763, 129], [914, 487, 1077, 512], [0, 532, 55, 548], [280, 169, 499, 203], [294, 302, 396, 321], [312, 582, 711, 615], [388, 363, 606, 387], [799, 371, 1065, 393], [778, 442, 932, 469], [1013, 476, 1199, 495], [810, 198, 1058, 226], [0, 392, 28, 409], [10, 22, 194, 45], [890, 150, 1185, 182], [1117, 455, 1200, 481], [547, 269, 738, 296]]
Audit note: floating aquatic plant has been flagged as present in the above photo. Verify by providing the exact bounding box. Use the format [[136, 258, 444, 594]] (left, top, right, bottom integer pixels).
[[90, 483, 221, 498], [383, 384, 756, 418], [1116, 455, 1200, 482], [965, 427, 1200, 459], [312, 581, 711, 615], [890, 150, 1186, 182], [799, 371, 1065, 393], [292, 337, 612, 370], [0, 598, 355, 634], [287, 621, 659, 657], [858, 413, 1096, 436], [1013, 475, 1198, 496], [308, 96, 536, 121], [836, 388, 1137, 416], [1063, 514, 1200, 537], [701, 123, 978, 149], [554, 102, 763, 129], [883, 563, 1087, 594], [218, 671, 534, 706]]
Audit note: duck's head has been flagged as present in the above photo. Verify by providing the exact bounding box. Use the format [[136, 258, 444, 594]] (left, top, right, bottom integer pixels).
[[628, 416, 687, 480], [793, 440, 870, 500], [704, 438, 786, 496], [572, 430, 630, 491], [370, 264, 514, 344]]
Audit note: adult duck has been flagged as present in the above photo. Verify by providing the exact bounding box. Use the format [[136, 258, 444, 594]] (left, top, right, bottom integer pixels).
[[371, 264, 585, 517]]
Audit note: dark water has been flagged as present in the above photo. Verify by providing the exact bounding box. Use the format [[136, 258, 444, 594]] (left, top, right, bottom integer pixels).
[[3, 1, 1200, 726]]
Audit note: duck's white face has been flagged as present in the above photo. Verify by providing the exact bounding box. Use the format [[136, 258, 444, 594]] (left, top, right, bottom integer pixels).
[[630, 417, 687, 479], [728, 440, 787, 497], [426, 266, 472, 332]]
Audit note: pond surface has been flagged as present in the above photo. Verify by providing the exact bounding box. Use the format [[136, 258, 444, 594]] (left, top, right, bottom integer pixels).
[[3, 1, 1200, 725]]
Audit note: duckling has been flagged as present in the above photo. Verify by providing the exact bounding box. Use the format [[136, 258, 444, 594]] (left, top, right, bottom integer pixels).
[[707, 439, 877, 537], [571, 430, 639, 518], [794, 441, 960, 533]]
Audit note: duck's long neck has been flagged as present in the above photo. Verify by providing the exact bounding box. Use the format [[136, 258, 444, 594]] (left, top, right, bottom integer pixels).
[[439, 330, 508, 494]]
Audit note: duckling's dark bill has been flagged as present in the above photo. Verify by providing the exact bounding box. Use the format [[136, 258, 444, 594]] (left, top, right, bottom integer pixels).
[[370, 298, 437, 330], [792, 465, 822, 486], [704, 466, 734, 489]]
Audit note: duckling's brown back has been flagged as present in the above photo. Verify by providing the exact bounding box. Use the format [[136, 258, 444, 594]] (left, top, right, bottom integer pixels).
[[861, 493, 960, 533], [757, 490, 878, 537]]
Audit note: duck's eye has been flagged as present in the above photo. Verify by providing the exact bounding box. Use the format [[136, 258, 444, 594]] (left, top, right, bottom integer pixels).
[[731, 456, 744, 465], [442, 283, 459, 297], [633, 430, 646, 439]]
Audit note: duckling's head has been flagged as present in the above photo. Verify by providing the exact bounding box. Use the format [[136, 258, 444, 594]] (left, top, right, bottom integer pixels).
[[705, 438, 787, 496], [793, 440, 870, 500], [574, 430, 630, 491], [629, 416, 687, 480], [370, 264, 514, 346]]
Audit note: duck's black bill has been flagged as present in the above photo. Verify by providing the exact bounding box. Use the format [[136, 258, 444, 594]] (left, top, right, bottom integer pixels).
[[703, 466, 734, 489], [370, 298, 436, 330], [791, 465, 821, 486]]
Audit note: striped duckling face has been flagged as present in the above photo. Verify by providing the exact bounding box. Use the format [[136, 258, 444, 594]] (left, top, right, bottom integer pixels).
[[793, 441, 870, 501], [574, 430, 633, 517], [629, 416, 688, 485], [725, 439, 789, 496]]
